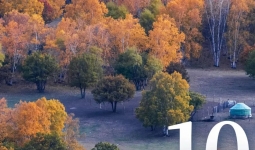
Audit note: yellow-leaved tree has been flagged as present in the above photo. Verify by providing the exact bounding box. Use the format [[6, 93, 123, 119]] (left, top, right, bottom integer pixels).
[[135, 71, 193, 131], [35, 97, 67, 136], [148, 14, 185, 68]]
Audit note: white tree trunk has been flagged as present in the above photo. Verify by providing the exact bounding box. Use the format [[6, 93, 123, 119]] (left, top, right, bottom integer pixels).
[[205, 0, 230, 67]]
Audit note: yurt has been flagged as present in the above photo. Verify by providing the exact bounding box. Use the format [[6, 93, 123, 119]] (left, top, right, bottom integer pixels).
[[229, 103, 252, 118]]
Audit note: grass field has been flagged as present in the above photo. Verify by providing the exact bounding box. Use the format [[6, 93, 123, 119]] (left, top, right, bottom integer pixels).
[[1, 68, 255, 150]]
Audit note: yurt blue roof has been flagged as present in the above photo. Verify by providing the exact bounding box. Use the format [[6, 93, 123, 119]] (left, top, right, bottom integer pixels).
[[230, 103, 251, 110]]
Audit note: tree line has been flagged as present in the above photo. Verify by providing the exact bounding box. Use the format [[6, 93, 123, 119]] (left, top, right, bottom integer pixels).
[[1, 0, 255, 87]]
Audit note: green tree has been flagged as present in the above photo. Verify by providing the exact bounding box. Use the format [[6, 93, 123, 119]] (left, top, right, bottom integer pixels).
[[139, 9, 155, 35], [189, 91, 206, 121], [0, 55, 11, 84], [92, 75, 135, 112], [114, 47, 144, 90], [143, 54, 163, 79], [147, 0, 163, 15], [135, 72, 193, 131], [106, 2, 129, 19], [20, 133, 67, 150], [165, 62, 190, 82], [245, 51, 255, 78], [67, 47, 103, 98], [91, 142, 119, 150], [22, 52, 58, 92]]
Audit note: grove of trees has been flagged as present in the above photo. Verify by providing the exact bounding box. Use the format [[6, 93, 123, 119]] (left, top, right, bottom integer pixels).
[[0, 97, 84, 150], [0, 0, 254, 89]]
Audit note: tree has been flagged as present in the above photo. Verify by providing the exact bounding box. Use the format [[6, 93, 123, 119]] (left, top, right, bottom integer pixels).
[[0, 1, 12, 17], [92, 75, 135, 112], [139, 9, 155, 35], [1, 10, 30, 85], [143, 54, 163, 80], [225, 0, 253, 68], [67, 47, 103, 98], [63, 113, 85, 150], [189, 91, 206, 121], [115, 0, 150, 17], [114, 48, 144, 90], [107, 14, 148, 57], [9, 0, 44, 16], [148, 14, 185, 68], [205, 0, 230, 67], [147, 0, 163, 16], [0, 98, 11, 142], [165, 0, 204, 60], [22, 52, 58, 93], [135, 72, 193, 131], [165, 62, 189, 82], [35, 97, 67, 135], [91, 142, 119, 150], [0, 98, 82, 149], [139, 0, 164, 35], [40, 0, 65, 23], [9, 101, 51, 146], [245, 51, 255, 78], [62, 113, 85, 150], [64, 0, 108, 25], [114, 49, 163, 90], [20, 133, 67, 150], [106, 2, 129, 19]]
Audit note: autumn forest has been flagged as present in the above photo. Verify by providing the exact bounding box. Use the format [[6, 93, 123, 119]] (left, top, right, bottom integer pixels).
[[0, 0, 255, 149]]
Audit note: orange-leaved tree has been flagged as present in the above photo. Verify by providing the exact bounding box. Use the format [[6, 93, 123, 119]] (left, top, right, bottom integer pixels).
[[108, 14, 148, 61], [148, 14, 185, 68], [10, 101, 51, 146], [1, 10, 30, 85], [64, 0, 108, 25], [1, 97, 69, 147], [225, 0, 254, 68], [9, 0, 44, 16], [165, 0, 204, 59], [0, 98, 11, 143]]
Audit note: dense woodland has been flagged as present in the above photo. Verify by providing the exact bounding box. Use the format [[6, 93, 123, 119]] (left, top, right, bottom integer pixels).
[[1, 0, 255, 86], [0, 0, 255, 149]]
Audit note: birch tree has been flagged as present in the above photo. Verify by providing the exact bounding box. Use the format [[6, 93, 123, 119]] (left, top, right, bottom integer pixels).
[[226, 0, 253, 68], [1, 11, 30, 85], [205, 0, 230, 67]]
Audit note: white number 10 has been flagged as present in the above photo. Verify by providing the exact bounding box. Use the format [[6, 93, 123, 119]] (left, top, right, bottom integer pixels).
[[168, 121, 249, 150]]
